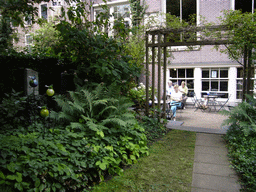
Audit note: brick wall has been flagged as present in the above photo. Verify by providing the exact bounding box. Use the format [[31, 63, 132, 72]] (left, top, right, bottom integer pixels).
[[200, 0, 230, 24]]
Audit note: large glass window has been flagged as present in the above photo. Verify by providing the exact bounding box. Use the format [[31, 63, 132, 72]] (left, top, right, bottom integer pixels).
[[236, 67, 243, 99], [94, 3, 131, 37], [25, 34, 32, 53], [236, 67, 256, 99], [169, 68, 194, 96], [201, 68, 228, 98], [166, 0, 196, 23], [41, 4, 48, 20], [235, 0, 255, 13]]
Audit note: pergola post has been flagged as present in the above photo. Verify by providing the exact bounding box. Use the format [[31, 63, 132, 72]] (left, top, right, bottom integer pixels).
[[163, 34, 167, 119], [157, 32, 162, 120], [152, 35, 156, 110], [145, 32, 149, 116]]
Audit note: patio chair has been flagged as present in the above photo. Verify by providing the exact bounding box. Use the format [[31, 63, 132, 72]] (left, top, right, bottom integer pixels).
[[192, 94, 204, 112], [217, 94, 231, 112]]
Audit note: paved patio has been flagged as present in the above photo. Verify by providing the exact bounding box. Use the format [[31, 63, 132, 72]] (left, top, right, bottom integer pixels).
[[167, 107, 229, 134]]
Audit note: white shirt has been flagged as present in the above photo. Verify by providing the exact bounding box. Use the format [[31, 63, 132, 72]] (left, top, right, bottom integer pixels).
[[171, 91, 182, 101]]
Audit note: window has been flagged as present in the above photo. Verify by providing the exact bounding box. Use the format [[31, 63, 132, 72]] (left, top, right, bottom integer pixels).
[[166, 0, 196, 23], [236, 67, 243, 99], [94, 8, 109, 34], [201, 68, 228, 98], [25, 34, 32, 52], [169, 68, 194, 96], [166, 0, 197, 47], [41, 4, 48, 20], [24, 14, 32, 26], [236, 67, 256, 99], [113, 4, 130, 19], [52, 0, 62, 6], [94, 3, 131, 37], [235, 0, 255, 13]]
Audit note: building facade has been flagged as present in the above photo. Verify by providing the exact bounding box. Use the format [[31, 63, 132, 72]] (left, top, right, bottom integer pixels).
[[14, 0, 255, 104]]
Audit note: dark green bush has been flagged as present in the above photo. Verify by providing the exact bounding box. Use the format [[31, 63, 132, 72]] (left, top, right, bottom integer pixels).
[[0, 84, 149, 191], [224, 125, 256, 191], [139, 116, 167, 145], [0, 126, 91, 191], [221, 95, 256, 191], [0, 89, 27, 132]]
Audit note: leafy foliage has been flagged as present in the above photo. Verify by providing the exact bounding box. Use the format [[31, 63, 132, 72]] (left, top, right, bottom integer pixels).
[[0, 89, 27, 132], [52, 22, 140, 90], [139, 116, 167, 145], [30, 20, 62, 56], [217, 10, 256, 61], [221, 95, 256, 191], [0, 84, 149, 191], [221, 94, 256, 137]]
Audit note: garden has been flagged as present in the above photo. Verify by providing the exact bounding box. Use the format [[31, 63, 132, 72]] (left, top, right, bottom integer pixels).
[[0, 1, 256, 191], [0, 2, 169, 191]]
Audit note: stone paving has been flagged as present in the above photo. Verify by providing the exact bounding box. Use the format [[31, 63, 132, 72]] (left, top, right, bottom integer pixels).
[[166, 107, 242, 191]]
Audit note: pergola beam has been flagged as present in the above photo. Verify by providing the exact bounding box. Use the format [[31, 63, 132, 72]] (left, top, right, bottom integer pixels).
[[148, 40, 230, 47]]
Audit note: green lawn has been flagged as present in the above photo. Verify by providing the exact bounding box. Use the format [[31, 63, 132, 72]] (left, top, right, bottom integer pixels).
[[91, 130, 196, 192]]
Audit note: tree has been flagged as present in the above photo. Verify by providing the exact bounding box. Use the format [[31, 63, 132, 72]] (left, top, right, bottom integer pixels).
[[217, 10, 256, 100], [30, 19, 62, 56], [0, 0, 50, 51], [0, 0, 89, 52]]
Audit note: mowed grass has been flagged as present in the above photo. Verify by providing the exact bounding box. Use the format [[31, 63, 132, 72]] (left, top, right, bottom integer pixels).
[[92, 130, 196, 192]]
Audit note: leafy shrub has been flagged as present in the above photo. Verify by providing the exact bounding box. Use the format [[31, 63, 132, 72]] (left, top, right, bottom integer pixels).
[[139, 116, 167, 145], [0, 126, 91, 191], [128, 82, 155, 110], [221, 95, 256, 191], [0, 84, 149, 191], [0, 89, 27, 132]]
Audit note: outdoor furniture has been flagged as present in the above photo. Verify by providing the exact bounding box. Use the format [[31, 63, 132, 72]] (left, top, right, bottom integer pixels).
[[217, 94, 231, 112], [192, 94, 205, 112], [203, 94, 218, 112]]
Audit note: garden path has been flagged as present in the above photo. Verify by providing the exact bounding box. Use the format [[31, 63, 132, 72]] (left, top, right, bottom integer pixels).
[[166, 108, 242, 191]]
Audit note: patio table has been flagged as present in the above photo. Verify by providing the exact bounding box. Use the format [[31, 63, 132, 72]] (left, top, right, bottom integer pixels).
[[203, 95, 218, 112]]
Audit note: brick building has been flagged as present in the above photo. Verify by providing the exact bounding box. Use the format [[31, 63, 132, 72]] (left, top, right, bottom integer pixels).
[[15, 0, 255, 104]]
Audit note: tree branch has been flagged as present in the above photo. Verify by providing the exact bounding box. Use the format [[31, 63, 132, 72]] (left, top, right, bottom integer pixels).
[[224, 44, 243, 66]]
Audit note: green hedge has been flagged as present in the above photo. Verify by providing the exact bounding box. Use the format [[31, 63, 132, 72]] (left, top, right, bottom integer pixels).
[[221, 96, 256, 191], [224, 125, 256, 191]]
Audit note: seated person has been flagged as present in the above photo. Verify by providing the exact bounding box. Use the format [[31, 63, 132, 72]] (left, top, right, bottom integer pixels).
[[165, 80, 173, 102], [179, 81, 188, 109], [170, 85, 183, 121], [166, 80, 174, 96]]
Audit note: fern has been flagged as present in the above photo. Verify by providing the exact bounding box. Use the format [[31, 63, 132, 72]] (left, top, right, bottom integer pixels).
[[101, 118, 127, 128], [220, 94, 256, 136]]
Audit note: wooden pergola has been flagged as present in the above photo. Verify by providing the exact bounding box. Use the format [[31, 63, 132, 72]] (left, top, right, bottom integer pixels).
[[145, 25, 230, 117]]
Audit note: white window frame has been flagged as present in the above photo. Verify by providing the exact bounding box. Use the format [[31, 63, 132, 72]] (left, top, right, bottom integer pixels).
[[236, 67, 256, 99], [93, 0, 131, 37], [52, 0, 62, 6], [25, 34, 33, 52], [231, 0, 255, 13], [24, 15, 32, 26], [169, 68, 195, 96], [165, 0, 199, 51], [40, 3, 48, 20], [201, 68, 229, 98]]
